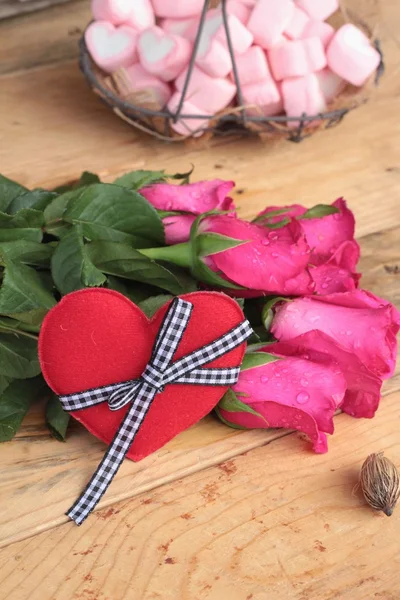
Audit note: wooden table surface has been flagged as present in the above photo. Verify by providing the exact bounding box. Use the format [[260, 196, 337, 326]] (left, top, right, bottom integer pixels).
[[0, 2, 399, 599]]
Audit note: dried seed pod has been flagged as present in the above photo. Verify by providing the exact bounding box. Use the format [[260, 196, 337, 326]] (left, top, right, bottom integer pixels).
[[360, 452, 400, 516]]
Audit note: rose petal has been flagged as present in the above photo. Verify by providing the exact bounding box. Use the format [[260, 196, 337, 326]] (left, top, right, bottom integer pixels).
[[268, 331, 383, 419], [163, 215, 196, 244], [219, 402, 328, 453], [271, 291, 400, 379], [140, 179, 235, 214]]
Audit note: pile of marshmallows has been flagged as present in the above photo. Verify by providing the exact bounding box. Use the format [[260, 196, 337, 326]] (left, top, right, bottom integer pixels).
[[86, 0, 381, 135]]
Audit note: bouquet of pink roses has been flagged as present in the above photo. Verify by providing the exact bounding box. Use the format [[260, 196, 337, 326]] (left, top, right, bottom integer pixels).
[[139, 178, 400, 453], [0, 170, 398, 452]]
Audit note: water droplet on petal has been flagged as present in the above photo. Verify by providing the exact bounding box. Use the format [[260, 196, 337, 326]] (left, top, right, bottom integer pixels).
[[346, 330, 352, 336], [321, 283, 329, 289], [268, 232, 279, 241], [296, 391, 310, 404], [261, 375, 269, 383], [271, 252, 279, 258], [300, 378, 309, 387], [261, 239, 270, 246]]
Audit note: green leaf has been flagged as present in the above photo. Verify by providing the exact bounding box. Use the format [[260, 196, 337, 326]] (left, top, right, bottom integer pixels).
[[217, 389, 266, 423], [300, 204, 340, 219], [196, 232, 248, 257], [139, 294, 173, 318], [87, 241, 189, 295], [0, 174, 28, 212], [0, 208, 44, 242], [168, 165, 194, 184], [0, 377, 43, 441], [161, 264, 198, 293], [241, 352, 280, 371], [261, 296, 289, 332], [52, 171, 101, 194], [63, 183, 165, 247], [46, 393, 70, 441], [106, 276, 160, 304], [114, 170, 166, 190], [0, 260, 55, 314], [44, 190, 74, 223], [0, 240, 53, 267], [0, 334, 40, 379], [51, 226, 106, 295], [0, 375, 10, 396], [7, 189, 57, 215], [0, 259, 56, 314], [0, 315, 41, 336], [252, 208, 291, 224], [189, 214, 244, 291]]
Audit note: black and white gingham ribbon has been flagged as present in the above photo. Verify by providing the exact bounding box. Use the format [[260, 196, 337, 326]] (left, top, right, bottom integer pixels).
[[61, 298, 252, 525]]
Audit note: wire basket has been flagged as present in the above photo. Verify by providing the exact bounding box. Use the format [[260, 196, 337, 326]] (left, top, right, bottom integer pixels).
[[79, 0, 384, 143]]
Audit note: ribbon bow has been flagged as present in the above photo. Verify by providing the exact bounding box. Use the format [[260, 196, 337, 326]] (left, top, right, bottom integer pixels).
[[60, 298, 252, 525]]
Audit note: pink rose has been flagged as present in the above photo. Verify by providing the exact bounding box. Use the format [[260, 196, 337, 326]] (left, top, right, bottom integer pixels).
[[258, 199, 360, 295], [217, 346, 347, 453], [199, 215, 315, 296], [140, 180, 235, 244], [268, 331, 383, 419], [271, 290, 400, 380]]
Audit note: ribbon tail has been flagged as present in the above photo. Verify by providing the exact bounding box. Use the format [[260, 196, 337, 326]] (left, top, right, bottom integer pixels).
[[66, 383, 156, 525]]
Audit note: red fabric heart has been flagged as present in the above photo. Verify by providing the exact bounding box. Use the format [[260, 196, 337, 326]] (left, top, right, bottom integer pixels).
[[39, 289, 247, 461]]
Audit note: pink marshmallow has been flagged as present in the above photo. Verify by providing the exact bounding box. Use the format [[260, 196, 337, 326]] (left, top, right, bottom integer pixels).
[[302, 20, 335, 48], [175, 66, 236, 114], [152, 0, 204, 19], [188, 10, 253, 55], [91, 0, 155, 30], [296, 0, 339, 21], [284, 6, 310, 40], [226, 0, 252, 25], [160, 17, 199, 38], [242, 79, 283, 117], [168, 92, 209, 136], [247, 0, 294, 49], [122, 63, 172, 107], [269, 37, 327, 80], [137, 26, 192, 82], [85, 21, 138, 73], [315, 68, 346, 102], [196, 40, 232, 78], [233, 45, 272, 86], [282, 74, 327, 126], [327, 24, 381, 86]]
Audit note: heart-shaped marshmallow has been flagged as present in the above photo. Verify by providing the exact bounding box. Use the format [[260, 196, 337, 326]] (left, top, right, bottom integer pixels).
[[39, 289, 247, 461], [138, 26, 192, 82], [327, 24, 381, 87], [85, 21, 138, 73], [91, 0, 155, 30]]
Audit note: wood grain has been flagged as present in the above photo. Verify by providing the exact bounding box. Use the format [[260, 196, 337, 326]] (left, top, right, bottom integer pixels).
[[0, 223, 398, 549], [0, 0, 89, 75], [0, 0, 73, 21], [1, 390, 399, 600]]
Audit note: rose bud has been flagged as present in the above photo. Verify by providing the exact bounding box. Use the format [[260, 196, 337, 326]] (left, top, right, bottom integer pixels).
[[139, 179, 235, 244], [271, 290, 400, 380], [194, 214, 315, 296], [216, 346, 347, 453], [256, 198, 361, 295]]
